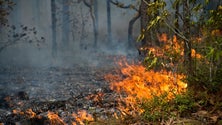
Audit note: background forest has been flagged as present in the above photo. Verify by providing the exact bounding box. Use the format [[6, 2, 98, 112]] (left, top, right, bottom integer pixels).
[[0, 0, 141, 67], [0, 0, 222, 124]]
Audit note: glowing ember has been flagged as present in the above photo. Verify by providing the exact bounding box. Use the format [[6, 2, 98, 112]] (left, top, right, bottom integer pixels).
[[12, 109, 24, 115], [26, 109, 36, 118], [72, 110, 94, 125], [47, 111, 65, 125], [191, 49, 202, 59], [158, 33, 168, 42]]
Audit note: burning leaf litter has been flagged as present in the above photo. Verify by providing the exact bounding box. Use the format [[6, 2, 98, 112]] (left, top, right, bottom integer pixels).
[[105, 58, 187, 116], [0, 55, 187, 124]]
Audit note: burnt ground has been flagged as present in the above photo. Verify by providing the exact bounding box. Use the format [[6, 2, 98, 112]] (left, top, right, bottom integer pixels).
[[0, 65, 111, 102], [0, 52, 139, 124], [0, 51, 219, 124]]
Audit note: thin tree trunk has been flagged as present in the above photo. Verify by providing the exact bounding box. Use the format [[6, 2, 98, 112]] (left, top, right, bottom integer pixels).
[[51, 0, 57, 58], [107, 0, 112, 44], [83, 0, 98, 47], [62, 0, 70, 48], [174, 0, 179, 34], [80, 5, 85, 49], [183, 0, 192, 74], [128, 12, 140, 48], [93, 0, 98, 47], [140, 0, 151, 46]]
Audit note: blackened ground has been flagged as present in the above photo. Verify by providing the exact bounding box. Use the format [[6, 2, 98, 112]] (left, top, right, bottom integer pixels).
[[0, 52, 140, 124], [0, 54, 134, 101]]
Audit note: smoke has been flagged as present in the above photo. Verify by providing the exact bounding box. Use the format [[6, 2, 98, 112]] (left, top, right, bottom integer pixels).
[[0, 0, 140, 68]]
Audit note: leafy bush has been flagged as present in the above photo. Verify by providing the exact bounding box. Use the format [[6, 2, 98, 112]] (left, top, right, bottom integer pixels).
[[189, 5, 222, 93], [140, 92, 195, 122]]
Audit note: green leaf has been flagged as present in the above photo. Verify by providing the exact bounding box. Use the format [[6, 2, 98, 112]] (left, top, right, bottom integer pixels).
[[206, 47, 214, 59], [192, 4, 203, 12], [148, 57, 158, 68], [137, 33, 145, 42]]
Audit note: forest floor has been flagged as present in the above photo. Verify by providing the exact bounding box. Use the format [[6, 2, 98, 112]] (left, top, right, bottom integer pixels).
[[0, 53, 221, 124]]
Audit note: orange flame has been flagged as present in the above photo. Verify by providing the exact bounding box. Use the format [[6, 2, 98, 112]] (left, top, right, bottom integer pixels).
[[157, 33, 168, 43], [12, 109, 24, 115], [72, 110, 94, 125], [47, 111, 65, 125], [105, 59, 187, 116], [26, 109, 36, 118], [191, 49, 202, 59]]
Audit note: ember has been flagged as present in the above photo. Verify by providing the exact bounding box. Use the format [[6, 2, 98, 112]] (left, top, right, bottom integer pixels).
[[72, 110, 94, 125], [26, 109, 36, 118], [47, 111, 65, 125]]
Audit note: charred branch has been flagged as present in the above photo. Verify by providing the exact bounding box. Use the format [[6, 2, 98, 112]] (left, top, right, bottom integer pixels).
[[110, 0, 139, 12]]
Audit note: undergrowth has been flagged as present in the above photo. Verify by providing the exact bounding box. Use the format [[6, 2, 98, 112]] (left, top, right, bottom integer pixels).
[[140, 91, 196, 122]]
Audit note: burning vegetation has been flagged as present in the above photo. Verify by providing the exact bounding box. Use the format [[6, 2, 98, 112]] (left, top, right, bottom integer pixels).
[[1, 32, 221, 124], [105, 58, 187, 116], [0, 0, 222, 124]]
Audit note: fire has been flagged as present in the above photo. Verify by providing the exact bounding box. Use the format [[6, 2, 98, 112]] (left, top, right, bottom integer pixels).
[[191, 49, 202, 59], [105, 59, 187, 116], [46, 110, 94, 125], [158, 33, 168, 42], [47, 111, 65, 125], [12, 109, 24, 115], [104, 34, 206, 117], [72, 110, 94, 125], [26, 109, 36, 118]]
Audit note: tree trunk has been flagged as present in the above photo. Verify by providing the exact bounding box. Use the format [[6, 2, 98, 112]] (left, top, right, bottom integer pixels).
[[62, 0, 70, 48], [79, 4, 85, 49], [51, 0, 57, 58], [90, 0, 98, 47], [183, 0, 192, 74], [174, 0, 179, 34], [107, 0, 112, 44], [93, 0, 98, 47], [83, 0, 98, 47], [128, 12, 140, 48], [140, 0, 151, 46], [94, 0, 99, 46]]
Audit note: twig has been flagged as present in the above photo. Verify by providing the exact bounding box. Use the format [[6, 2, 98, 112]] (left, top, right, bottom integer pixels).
[[110, 0, 139, 11], [164, 20, 189, 42]]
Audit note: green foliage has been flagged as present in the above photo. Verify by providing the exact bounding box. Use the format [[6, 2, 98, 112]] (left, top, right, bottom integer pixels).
[[138, 1, 222, 123], [173, 92, 196, 116], [189, 5, 222, 92], [205, 5, 222, 29], [147, 0, 166, 16], [141, 93, 173, 122], [140, 0, 222, 93], [141, 92, 195, 122], [146, 0, 167, 31], [144, 50, 158, 70]]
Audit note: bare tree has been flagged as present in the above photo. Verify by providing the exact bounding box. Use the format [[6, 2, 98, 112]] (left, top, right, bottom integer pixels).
[[83, 0, 98, 47], [51, 0, 57, 58], [110, 0, 140, 47], [62, 0, 70, 48], [183, 0, 192, 73], [106, 0, 112, 44]]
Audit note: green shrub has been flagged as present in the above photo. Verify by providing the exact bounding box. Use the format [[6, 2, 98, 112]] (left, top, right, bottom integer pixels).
[[141, 92, 195, 122]]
